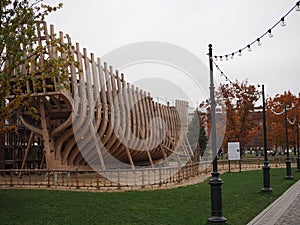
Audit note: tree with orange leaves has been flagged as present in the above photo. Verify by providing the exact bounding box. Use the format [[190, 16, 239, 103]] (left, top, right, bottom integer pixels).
[[217, 80, 261, 155], [266, 91, 299, 153], [200, 80, 261, 156]]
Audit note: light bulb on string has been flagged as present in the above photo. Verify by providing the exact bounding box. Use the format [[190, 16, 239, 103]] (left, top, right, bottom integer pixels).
[[268, 29, 273, 38], [296, 2, 300, 11], [257, 38, 262, 46], [247, 45, 252, 52], [281, 17, 286, 26], [209, 2, 298, 71]]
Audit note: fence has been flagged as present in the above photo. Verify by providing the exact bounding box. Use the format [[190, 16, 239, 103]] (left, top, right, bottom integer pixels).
[[0, 156, 296, 191], [218, 156, 294, 172]]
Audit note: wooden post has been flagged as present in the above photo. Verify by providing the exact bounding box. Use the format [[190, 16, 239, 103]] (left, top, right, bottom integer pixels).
[[159, 166, 162, 187], [62, 172, 64, 186], [117, 169, 121, 190], [39, 101, 56, 169], [10, 169, 13, 187], [28, 171, 31, 185], [142, 168, 145, 188], [20, 131, 34, 172], [76, 169, 79, 189], [96, 173, 100, 190], [47, 169, 50, 188]]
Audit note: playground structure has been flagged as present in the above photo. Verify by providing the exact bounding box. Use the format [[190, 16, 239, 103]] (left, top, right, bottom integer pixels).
[[0, 22, 193, 171]]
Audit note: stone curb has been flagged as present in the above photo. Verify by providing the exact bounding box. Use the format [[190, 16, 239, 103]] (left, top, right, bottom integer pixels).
[[247, 179, 300, 225]]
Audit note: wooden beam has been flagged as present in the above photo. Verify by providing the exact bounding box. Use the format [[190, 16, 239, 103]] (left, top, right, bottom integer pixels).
[[20, 131, 34, 170]]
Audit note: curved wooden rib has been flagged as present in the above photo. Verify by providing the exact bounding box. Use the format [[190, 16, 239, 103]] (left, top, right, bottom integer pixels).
[[19, 116, 43, 136], [62, 43, 89, 166], [108, 71, 128, 163]]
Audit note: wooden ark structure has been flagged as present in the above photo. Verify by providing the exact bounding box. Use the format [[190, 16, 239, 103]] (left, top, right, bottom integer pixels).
[[0, 22, 193, 170]]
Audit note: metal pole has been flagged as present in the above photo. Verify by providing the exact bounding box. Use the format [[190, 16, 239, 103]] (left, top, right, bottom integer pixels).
[[296, 114, 300, 172], [285, 105, 293, 179], [207, 44, 227, 223], [262, 85, 272, 192]]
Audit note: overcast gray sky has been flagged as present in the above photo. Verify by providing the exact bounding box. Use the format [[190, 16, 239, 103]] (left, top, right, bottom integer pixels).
[[45, 0, 300, 106]]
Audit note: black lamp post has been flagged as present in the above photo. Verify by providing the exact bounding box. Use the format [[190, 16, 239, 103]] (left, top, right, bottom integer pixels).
[[207, 44, 227, 223], [262, 85, 272, 192], [296, 114, 300, 172], [284, 105, 293, 179]]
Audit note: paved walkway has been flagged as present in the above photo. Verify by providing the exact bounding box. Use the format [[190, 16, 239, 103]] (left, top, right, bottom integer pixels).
[[247, 179, 300, 225]]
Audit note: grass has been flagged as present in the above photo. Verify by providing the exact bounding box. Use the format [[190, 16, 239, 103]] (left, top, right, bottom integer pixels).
[[0, 168, 299, 225]]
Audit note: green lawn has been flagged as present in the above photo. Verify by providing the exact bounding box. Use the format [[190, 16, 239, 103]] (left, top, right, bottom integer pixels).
[[0, 168, 299, 225]]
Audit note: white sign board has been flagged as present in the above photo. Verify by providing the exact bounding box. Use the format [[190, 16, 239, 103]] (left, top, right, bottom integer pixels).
[[228, 142, 240, 160]]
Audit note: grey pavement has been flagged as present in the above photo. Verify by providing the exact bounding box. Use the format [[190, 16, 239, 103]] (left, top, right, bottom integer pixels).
[[247, 179, 300, 225]]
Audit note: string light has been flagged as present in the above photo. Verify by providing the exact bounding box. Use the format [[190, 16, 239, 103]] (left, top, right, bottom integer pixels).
[[247, 45, 252, 52], [268, 29, 273, 38], [213, 60, 265, 99], [212, 1, 300, 61], [269, 107, 300, 128], [257, 38, 262, 46], [287, 117, 296, 125], [213, 61, 234, 84], [269, 108, 285, 116], [281, 17, 286, 26]]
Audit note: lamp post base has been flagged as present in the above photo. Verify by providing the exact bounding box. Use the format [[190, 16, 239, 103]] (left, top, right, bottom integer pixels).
[[262, 187, 273, 192], [208, 172, 227, 223], [262, 162, 272, 192], [208, 216, 227, 224], [296, 156, 300, 172], [285, 157, 293, 179]]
